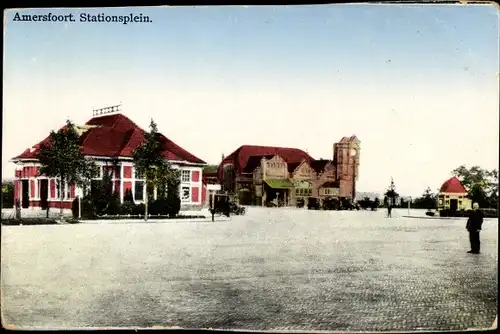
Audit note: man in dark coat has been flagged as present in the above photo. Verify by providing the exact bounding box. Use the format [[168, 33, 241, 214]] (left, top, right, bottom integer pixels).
[[466, 202, 484, 254]]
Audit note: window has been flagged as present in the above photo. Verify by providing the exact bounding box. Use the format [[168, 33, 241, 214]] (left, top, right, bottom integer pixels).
[[64, 182, 71, 199], [296, 188, 312, 197], [181, 170, 191, 183], [134, 181, 144, 201], [92, 166, 103, 179], [181, 186, 190, 202], [459, 200, 462, 205], [36, 179, 41, 198], [55, 180, 61, 199]]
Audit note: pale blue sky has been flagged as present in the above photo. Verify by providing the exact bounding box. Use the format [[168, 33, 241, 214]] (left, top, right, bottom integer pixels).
[[3, 5, 499, 196]]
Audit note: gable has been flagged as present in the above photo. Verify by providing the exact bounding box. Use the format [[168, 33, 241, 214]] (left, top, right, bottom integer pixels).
[[268, 155, 285, 163], [293, 160, 313, 178]]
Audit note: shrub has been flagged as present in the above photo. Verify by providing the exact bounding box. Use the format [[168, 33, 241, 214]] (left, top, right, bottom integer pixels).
[[123, 189, 134, 203], [72, 196, 97, 219], [149, 198, 169, 215], [105, 193, 121, 215], [296, 197, 305, 208], [2, 181, 14, 208], [133, 203, 146, 216], [166, 195, 181, 217], [119, 201, 136, 215]]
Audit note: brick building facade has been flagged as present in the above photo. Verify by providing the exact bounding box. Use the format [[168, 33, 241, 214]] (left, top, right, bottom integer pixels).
[[11, 108, 207, 214], [218, 136, 360, 207]]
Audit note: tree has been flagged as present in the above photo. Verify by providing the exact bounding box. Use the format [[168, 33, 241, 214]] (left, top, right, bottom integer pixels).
[[384, 177, 399, 207], [452, 165, 498, 208], [2, 181, 14, 208], [421, 187, 436, 211], [36, 120, 97, 220], [132, 119, 180, 221]]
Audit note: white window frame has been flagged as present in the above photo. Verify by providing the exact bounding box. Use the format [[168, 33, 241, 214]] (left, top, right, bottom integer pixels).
[[134, 180, 145, 202], [54, 179, 61, 200], [63, 182, 71, 200], [92, 165, 103, 179], [181, 170, 191, 183], [181, 186, 191, 202]]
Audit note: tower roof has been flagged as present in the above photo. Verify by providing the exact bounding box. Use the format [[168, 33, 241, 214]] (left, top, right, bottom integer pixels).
[[440, 176, 468, 193]]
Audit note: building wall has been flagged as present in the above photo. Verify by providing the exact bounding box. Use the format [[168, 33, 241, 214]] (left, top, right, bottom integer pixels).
[[311, 162, 337, 198], [13, 160, 204, 212], [333, 139, 360, 199], [437, 192, 472, 211], [262, 155, 288, 180], [291, 161, 314, 205]]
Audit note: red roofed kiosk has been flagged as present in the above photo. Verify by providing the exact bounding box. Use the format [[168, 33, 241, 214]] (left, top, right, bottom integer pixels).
[[11, 105, 207, 215], [437, 176, 472, 213]]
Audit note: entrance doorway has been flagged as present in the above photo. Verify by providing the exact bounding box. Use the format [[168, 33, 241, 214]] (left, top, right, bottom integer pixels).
[[21, 180, 29, 208], [450, 199, 458, 212], [40, 179, 49, 209]]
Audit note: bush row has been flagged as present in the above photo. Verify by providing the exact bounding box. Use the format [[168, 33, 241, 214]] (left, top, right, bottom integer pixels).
[[72, 192, 181, 219]]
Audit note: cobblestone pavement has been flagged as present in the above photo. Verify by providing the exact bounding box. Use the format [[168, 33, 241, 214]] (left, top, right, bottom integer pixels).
[[1, 208, 497, 331]]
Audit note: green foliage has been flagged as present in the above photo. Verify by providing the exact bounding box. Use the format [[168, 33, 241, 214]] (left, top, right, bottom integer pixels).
[[2, 181, 14, 208], [452, 165, 498, 208], [203, 165, 218, 174], [384, 178, 399, 207], [411, 187, 436, 210], [72, 196, 97, 219], [132, 119, 181, 219], [36, 120, 97, 191]]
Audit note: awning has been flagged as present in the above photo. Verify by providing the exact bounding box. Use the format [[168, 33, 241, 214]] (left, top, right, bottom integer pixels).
[[264, 179, 294, 189]]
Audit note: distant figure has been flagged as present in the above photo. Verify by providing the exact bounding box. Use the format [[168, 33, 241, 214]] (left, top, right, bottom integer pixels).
[[466, 202, 484, 254], [387, 204, 392, 218]]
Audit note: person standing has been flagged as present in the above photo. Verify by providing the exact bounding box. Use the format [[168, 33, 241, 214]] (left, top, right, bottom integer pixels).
[[387, 204, 392, 218], [466, 202, 484, 254]]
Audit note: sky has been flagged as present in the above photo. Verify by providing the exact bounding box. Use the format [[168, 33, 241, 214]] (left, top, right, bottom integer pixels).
[[3, 5, 499, 197]]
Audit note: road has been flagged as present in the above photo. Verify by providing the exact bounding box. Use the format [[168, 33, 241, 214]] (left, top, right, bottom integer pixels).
[[1, 208, 497, 330]]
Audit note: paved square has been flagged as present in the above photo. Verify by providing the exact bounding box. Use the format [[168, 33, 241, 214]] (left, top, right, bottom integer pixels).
[[1, 208, 497, 330]]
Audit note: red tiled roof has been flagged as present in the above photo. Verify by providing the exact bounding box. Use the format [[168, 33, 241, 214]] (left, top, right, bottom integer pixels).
[[13, 113, 206, 164], [310, 159, 332, 173], [287, 161, 301, 173], [218, 145, 314, 179], [243, 155, 274, 174], [440, 176, 468, 193], [339, 135, 359, 143]]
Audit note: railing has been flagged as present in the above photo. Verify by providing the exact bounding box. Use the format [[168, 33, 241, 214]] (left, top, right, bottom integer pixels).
[[92, 104, 122, 117]]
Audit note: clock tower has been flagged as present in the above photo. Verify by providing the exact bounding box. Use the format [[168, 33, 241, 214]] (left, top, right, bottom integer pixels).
[[333, 135, 360, 199]]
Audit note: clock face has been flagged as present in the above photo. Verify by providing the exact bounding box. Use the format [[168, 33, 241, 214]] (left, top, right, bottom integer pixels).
[[350, 149, 357, 157]]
